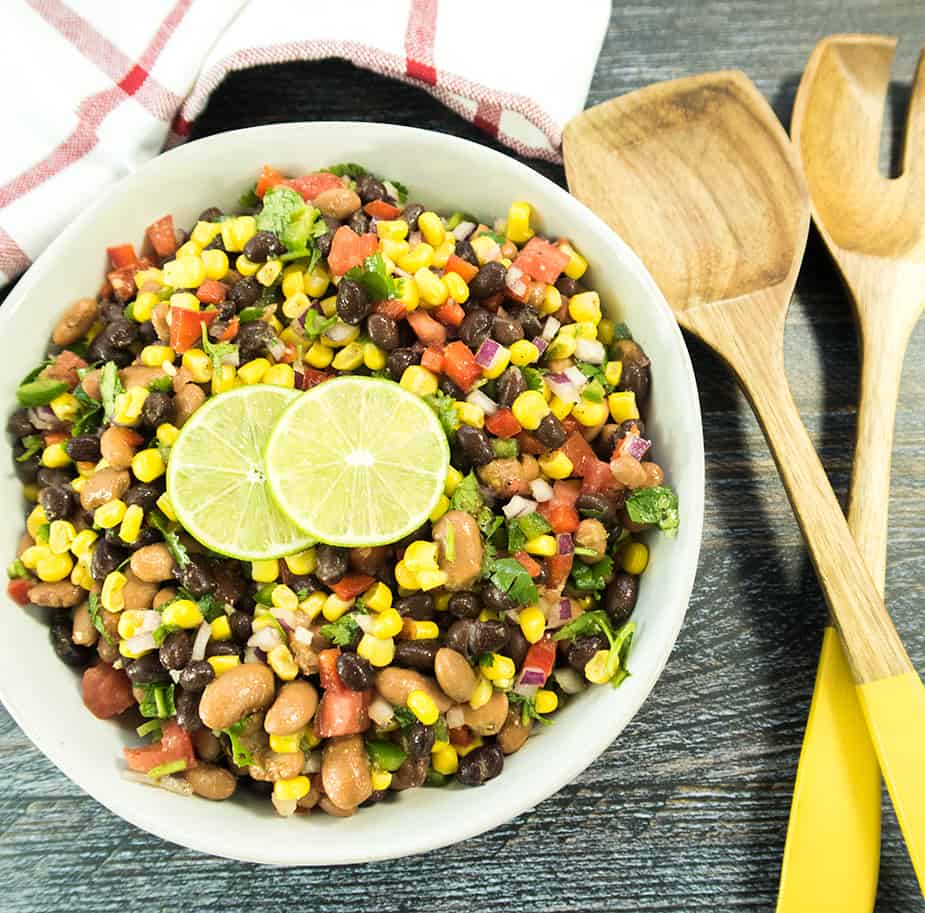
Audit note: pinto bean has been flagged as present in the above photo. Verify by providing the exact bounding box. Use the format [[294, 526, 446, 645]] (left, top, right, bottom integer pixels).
[[80, 368, 101, 401], [314, 187, 362, 220], [461, 691, 509, 735], [100, 426, 138, 470], [497, 707, 532, 754], [640, 461, 665, 488], [432, 511, 483, 591], [153, 586, 177, 609], [119, 365, 165, 389], [264, 681, 318, 736], [192, 728, 223, 762], [198, 662, 275, 731], [574, 518, 608, 563], [52, 298, 99, 346], [174, 383, 206, 427], [27, 581, 83, 608], [130, 543, 176, 583], [80, 467, 131, 511], [322, 735, 372, 810], [184, 763, 237, 800], [319, 796, 356, 817], [122, 570, 158, 610], [374, 667, 452, 712], [434, 647, 478, 703], [249, 749, 305, 782], [72, 601, 98, 646], [477, 458, 528, 498]]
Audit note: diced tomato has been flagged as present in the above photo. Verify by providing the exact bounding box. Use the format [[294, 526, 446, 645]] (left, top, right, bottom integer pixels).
[[514, 551, 542, 577], [123, 720, 197, 773], [279, 344, 298, 364], [449, 726, 474, 748], [331, 574, 376, 601], [145, 215, 177, 259], [521, 636, 557, 683], [315, 689, 370, 738], [512, 237, 570, 284], [98, 279, 113, 300], [195, 279, 227, 304], [284, 172, 344, 202], [421, 346, 445, 374], [107, 244, 137, 270], [552, 480, 582, 505], [444, 254, 479, 283], [297, 367, 332, 390], [82, 663, 135, 720], [546, 553, 574, 588], [7, 578, 31, 605], [256, 164, 286, 198], [442, 340, 481, 392], [318, 648, 344, 692], [218, 316, 239, 342], [582, 458, 619, 494], [43, 431, 67, 446], [327, 226, 378, 275], [561, 431, 595, 476], [503, 271, 533, 305], [363, 199, 401, 220], [43, 350, 88, 389], [108, 266, 137, 302], [485, 408, 522, 439], [434, 301, 465, 327], [374, 299, 408, 321], [538, 502, 580, 534], [169, 307, 218, 354], [517, 431, 546, 455], [406, 309, 447, 348]]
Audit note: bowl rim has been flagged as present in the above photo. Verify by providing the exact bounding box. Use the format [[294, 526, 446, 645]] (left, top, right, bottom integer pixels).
[[0, 121, 704, 865]]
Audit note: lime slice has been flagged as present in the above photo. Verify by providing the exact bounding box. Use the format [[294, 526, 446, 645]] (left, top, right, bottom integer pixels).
[[265, 376, 450, 547], [167, 385, 315, 561]]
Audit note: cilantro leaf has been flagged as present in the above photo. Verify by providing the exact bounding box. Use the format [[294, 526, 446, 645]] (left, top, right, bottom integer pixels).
[[344, 253, 398, 302], [256, 187, 327, 269], [625, 486, 680, 536], [196, 592, 226, 622], [149, 509, 190, 568], [256, 186, 305, 237], [72, 398, 103, 435], [506, 512, 551, 552], [238, 185, 260, 209], [553, 610, 635, 686], [424, 390, 460, 438], [138, 683, 176, 719], [87, 592, 116, 645], [146, 375, 173, 394], [521, 366, 545, 392], [99, 361, 124, 421], [491, 438, 518, 459], [6, 558, 29, 580], [384, 179, 409, 205], [320, 613, 361, 647], [577, 362, 608, 388], [449, 472, 482, 515], [222, 716, 255, 767], [200, 324, 238, 375], [392, 706, 417, 728], [488, 557, 537, 606], [152, 623, 182, 646], [322, 163, 368, 179], [569, 555, 613, 592], [303, 309, 337, 339], [16, 434, 44, 463], [509, 692, 553, 727]]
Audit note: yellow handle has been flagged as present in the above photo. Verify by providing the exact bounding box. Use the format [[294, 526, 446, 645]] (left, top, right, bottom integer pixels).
[[776, 627, 881, 912], [857, 670, 925, 895]]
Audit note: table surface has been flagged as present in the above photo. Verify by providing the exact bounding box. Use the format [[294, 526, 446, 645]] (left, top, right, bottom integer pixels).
[[3, 3, 924, 911]]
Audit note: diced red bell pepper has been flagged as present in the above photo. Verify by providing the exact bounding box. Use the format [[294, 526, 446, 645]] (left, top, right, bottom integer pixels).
[[406, 309, 447, 348], [538, 501, 580, 534], [279, 344, 298, 364], [561, 431, 596, 476], [512, 237, 570, 284], [374, 299, 408, 321], [218, 316, 239, 342], [485, 408, 522, 439], [442, 340, 482, 392], [444, 254, 479, 283], [284, 171, 344, 202], [363, 199, 401, 220], [82, 663, 135, 720], [331, 573, 376, 601], [517, 431, 546, 455], [255, 164, 286, 198], [420, 346, 445, 374], [297, 367, 333, 390], [521, 636, 557, 684], [7, 578, 31, 605], [434, 301, 465, 327], [124, 720, 197, 773], [327, 226, 378, 275], [98, 279, 113, 300], [169, 307, 218, 354], [315, 689, 370, 738], [43, 350, 88, 389], [145, 215, 177, 259], [552, 480, 582, 505], [108, 266, 137, 302], [195, 279, 227, 304], [582, 458, 620, 494], [43, 431, 67, 447], [514, 551, 542, 578], [546, 553, 574, 589], [107, 243, 138, 270], [318, 648, 346, 693]]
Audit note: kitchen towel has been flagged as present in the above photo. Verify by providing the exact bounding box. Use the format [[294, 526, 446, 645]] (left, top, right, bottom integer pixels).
[[0, 0, 611, 286]]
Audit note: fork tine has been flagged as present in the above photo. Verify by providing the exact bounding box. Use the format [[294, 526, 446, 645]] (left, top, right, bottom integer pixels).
[[902, 47, 925, 177]]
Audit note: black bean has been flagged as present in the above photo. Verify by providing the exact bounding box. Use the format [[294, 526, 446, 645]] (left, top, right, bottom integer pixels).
[[619, 418, 646, 437], [203, 233, 226, 252], [387, 347, 420, 381], [245, 777, 273, 797], [316, 226, 334, 259], [124, 483, 162, 512], [457, 743, 504, 785], [13, 449, 40, 483], [237, 320, 278, 363], [492, 316, 523, 346], [243, 231, 286, 263], [445, 619, 476, 656], [336, 652, 374, 691], [103, 318, 138, 349], [469, 620, 509, 656], [228, 611, 253, 643], [7, 409, 34, 438], [159, 631, 192, 671], [495, 366, 527, 408], [347, 210, 370, 234], [364, 790, 389, 805], [592, 424, 620, 461], [404, 722, 435, 760], [619, 362, 651, 402], [87, 335, 133, 366], [438, 374, 464, 399], [481, 582, 515, 613], [367, 313, 400, 351], [567, 634, 608, 671], [176, 688, 203, 732], [211, 562, 247, 607], [355, 174, 387, 203], [395, 592, 434, 620], [336, 279, 371, 326], [37, 469, 71, 489], [315, 545, 348, 586], [124, 527, 163, 552], [534, 413, 567, 450], [206, 641, 241, 659], [138, 321, 158, 345], [454, 239, 478, 267], [447, 591, 481, 619], [603, 573, 639, 627], [174, 559, 212, 598], [469, 262, 506, 298], [90, 539, 128, 581], [66, 434, 102, 463], [229, 276, 261, 309], [555, 275, 583, 298], [49, 616, 93, 667], [456, 425, 494, 466], [179, 660, 214, 692], [39, 484, 75, 521], [125, 652, 171, 684], [141, 391, 173, 429], [575, 492, 619, 526], [198, 206, 223, 222], [458, 308, 494, 350], [401, 203, 425, 230], [506, 305, 543, 339], [503, 622, 529, 669], [392, 639, 439, 671]]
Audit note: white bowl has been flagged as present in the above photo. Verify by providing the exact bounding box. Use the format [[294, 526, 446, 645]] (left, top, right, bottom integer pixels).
[[0, 122, 704, 865]]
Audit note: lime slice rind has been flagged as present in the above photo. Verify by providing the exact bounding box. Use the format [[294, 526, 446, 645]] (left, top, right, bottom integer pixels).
[[166, 385, 315, 561], [265, 376, 450, 547]]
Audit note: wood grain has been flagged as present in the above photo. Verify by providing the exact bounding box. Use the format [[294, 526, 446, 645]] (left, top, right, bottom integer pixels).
[[1, 4, 924, 911]]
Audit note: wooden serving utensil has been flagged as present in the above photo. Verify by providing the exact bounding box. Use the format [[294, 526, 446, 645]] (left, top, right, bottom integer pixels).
[[773, 34, 925, 912], [562, 70, 925, 895]]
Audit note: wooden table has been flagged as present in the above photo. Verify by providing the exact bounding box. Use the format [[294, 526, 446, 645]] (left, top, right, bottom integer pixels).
[[2, 3, 923, 910]]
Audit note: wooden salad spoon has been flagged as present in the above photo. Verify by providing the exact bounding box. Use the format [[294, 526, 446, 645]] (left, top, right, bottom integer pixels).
[[562, 70, 925, 895], [774, 34, 925, 912]]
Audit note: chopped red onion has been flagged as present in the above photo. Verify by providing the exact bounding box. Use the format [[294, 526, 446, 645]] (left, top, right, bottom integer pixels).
[[248, 626, 282, 652], [324, 321, 357, 345], [575, 338, 606, 364], [513, 682, 539, 698], [623, 434, 652, 461], [355, 614, 373, 634], [557, 534, 574, 556], [553, 667, 585, 695], [393, 267, 413, 279], [541, 316, 561, 341], [529, 478, 554, 502], [123, 632, 157, 657], [138, 611, 161, 635], [466, 388, 498, 416], [493, 217, 507, 234], [293, 370, 304, 389], [531, 336, 549, 354], [505, 265, 528, 299], [243, 646, 260, 664], [502, 495, 537, 519], [28, 406, 63, 431], [220, 349, 240, 368], [191, 621, 212, 661], [446, 706, 466, 729], [559, 597, 573, 620], [545, 373, 580, 404], [474, 338, 506, 370], [272, 796, 298, 818], [292, 626, 313, 645], [168, 669, 182, 685], [518, 667, 547, 686], [452, 220, 476, 241], [270, 607, 297, 631], [368, 216, 380, 233], [564, 366, 589, 389], [268, 339, 286, 361], [368, 696, 395, 726], [409, 230, 423, 246]]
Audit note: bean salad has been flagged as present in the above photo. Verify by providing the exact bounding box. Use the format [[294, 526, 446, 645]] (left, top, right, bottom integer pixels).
[[6, 162, 680, 816]]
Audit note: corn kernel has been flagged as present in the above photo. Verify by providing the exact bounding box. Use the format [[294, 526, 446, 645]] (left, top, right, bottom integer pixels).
[[481, 344, 511, 380], [319, 294, 338, 318], [36, 550, 73, 583], [478, 608, 499, 622], [22, 483, 39, 501], [181, 348, 211, 383], [428, 494, 449, 523], [401, 618, 440, 641], [572, 398, 609, 427], [621, 541, 649, 575], [200, 248, 229, 281], [332, 342, 364, 371], [268, 644, 299, 681], [102, 570, 127, 612], [444, 466, 463, 495], [237, 358, 270, 385], [414, 267, 448, 307], [284, 548, 316, 576], [251, 559, 279, 583], [380, 238, 409, 262], [432, 743, 459, 775], [394, 560, 419, 590], [299, 342, 333, 372], [70, 558, 94, 589], [323, 321, 360, 348], [432, 238, 455, 269], [584, 649, 612, 684], [538, 450, 574, 480], [434, 592, 451, 612], [162, 598, 203, 629], [132, 448, 166, 483], [117, 608, 144, 639], [41, 442, 71, 469], [256, 259, 282, 287], [357, 633, 395, 667], [140, 345, 174, 368], [519, 605, 547, 644], [559, 241, 588, 280], [524, 534, 557, 557], [535, 689, 559, 714], [133, 291, 159, 322], [211, 363, 236, 395], [281, 268, 305, 299], [354, 582, 389, 615], [604, 361, 624, 386], [377, 219, 409, 241], [509, 339, 540, 366], [119, 503, 144, 544], [506, 201, 534, 244], [568, 291, 602, 325], [299, 591, 326, 620], [406, 689, 439, 726], [403, 541, 438, 572], [399, 365, 439, 397], [540, 283, 562, 316], [95, 499, 127, 529], [608, 391, 639, 423], [234, 254, 259, 277], [271, 584, 299, 612], [395, 276, 419, 310], [221, 215, 257, 252], [163, 256, 206, 289], [548, 394, 574, 421], [370, 769, 393, 791], [269, 732, 302, 755], [49, 392, 80, 423], [304, 264, 330, 298], [470, 235, 499, 265], [70, 529, 98, 560], [190, 220, 222, 247], [208, 655, 241, 676], [512, 390, 550, 431], [440, 272, 469, 306], [168, 293, 199, 315], [20, 544, 50, 570], [546, 333, 577, 360], [418, 211, 445, 247], [368, 607, 402, 639], [210, 615, 232, 641], [322, 593, 354, 622], [362, 342, 387, 371], [469, 675, 493, 710], [175, 239, 202, 259], [272, 774, 311, 802], [263, 364, 295, 388], [26, 505, 47, 539], [454, 401, 484, 428], [47, 520, 76, 555], [417, 568, 448, 591], [156, 492, 176, 521], [481, 653, 516, 684]]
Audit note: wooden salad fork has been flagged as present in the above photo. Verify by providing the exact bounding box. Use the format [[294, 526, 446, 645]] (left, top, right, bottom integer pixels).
[[562, 70, 925, 897], [774, 35, 925, 911]]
